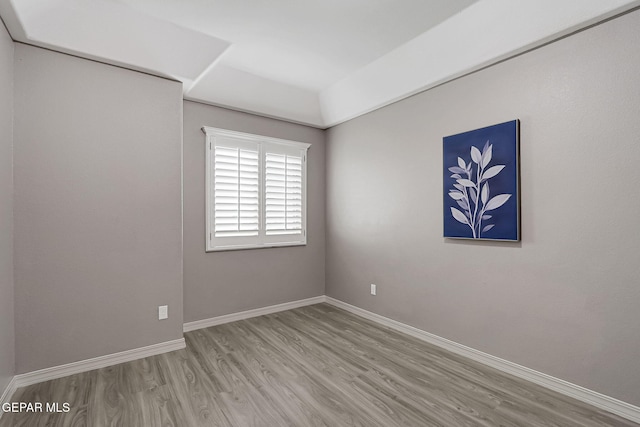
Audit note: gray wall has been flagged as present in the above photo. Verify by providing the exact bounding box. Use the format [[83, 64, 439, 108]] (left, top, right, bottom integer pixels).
[[0, 23, 14, 393], [13, 44, 184, 373], [326, 9, 640, 406], [183, 101, 325, 323]]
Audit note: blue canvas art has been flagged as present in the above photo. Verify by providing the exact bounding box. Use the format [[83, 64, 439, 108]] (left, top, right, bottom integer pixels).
[[443, 120, 520, 241]]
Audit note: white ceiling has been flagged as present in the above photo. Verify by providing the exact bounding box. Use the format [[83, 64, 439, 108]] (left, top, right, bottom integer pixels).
[[1, 0, 639, 128]]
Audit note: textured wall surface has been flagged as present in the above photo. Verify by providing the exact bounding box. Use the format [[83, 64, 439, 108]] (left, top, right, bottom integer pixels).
[[13, 45, 184, 373], [0, 22, 14, 393], [183, 101, 325, 323], [326, 10, 640, 405]]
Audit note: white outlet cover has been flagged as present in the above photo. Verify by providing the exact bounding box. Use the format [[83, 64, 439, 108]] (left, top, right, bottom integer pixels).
[[371, 284, 377, 296], [158, 305, 168, 320]]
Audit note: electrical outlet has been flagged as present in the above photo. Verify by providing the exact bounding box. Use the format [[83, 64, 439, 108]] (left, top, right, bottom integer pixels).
[[158, 305, 168, 320], [370, 284, 377, 296]]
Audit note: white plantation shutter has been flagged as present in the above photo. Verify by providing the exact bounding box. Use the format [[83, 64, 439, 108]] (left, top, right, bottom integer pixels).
[[213, 145, 259, 237], [265, 152, 303, 235], [203, 127, 309, 251]]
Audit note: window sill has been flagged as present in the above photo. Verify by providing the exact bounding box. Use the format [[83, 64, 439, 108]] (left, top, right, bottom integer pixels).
[[206, 241, 307, 252]]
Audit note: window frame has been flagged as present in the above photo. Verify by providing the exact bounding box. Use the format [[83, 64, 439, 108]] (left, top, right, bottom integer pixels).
[[203, 126, 310, 252]]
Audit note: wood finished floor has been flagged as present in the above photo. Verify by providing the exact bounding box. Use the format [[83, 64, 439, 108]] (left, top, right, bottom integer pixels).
[[1, 303, 637, 426]]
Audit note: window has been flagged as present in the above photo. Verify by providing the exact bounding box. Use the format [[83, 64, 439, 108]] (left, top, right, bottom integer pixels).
[[203, 126, 310, 251]]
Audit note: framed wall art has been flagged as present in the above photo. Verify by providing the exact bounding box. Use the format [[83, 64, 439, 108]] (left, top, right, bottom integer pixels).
[[443, 120, 520, 241]]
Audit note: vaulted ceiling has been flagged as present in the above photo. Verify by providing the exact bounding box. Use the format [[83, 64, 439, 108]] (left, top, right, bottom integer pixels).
[[1, 0, 638, 128]]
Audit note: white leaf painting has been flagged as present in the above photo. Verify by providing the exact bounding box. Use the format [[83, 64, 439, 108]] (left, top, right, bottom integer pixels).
[[484, 194, 511, 211], [451, 207, 469, 225], [481, 144, 492, 168], [447, 141, 513, 238], [482, 224, 495, 233], [457, 179, 475, 188], [481, 165, 505, 181], [470, 146, 482, 164], [481, 183, 489, 205]]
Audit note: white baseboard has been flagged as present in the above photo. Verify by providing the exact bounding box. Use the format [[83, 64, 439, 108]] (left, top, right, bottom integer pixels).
[[13, 338, 185, 389], [183, 295, 327, 333], [0, 376, 17, 419], [325, 296, 640, 424]]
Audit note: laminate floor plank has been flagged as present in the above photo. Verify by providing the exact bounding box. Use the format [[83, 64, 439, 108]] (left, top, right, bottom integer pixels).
[[89, 362, 144, 426], [216, 321, 387, 427], [197, 327, 315, 426], [303, 305, 628, 427], [282, 307, 518, 425], [251, 314, 460, 426], [197, 331, 329, 426], [1, 303, 637, 426], [158, 349, 232, 427], [300, 304, 630, 427]]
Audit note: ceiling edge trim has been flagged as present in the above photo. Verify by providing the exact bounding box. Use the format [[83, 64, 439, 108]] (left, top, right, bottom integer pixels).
[[320, 0, 640, 129], [183, 97, 328, 130]]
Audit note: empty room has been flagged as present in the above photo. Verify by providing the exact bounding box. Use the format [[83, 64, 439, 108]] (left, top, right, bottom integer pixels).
[[1, 0, 639, 425]]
